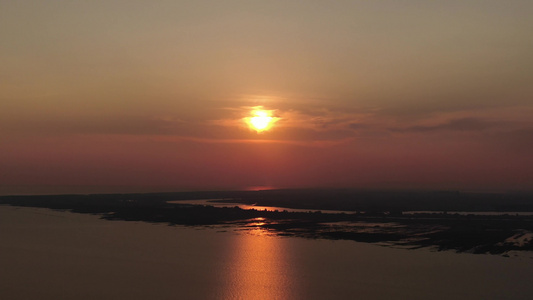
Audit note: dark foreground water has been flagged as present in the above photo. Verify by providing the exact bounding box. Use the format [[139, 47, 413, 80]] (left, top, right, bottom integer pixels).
[[1, 206, 532, 300]]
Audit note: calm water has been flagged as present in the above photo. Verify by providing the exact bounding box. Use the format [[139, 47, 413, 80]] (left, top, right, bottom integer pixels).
[[1, 205, 533, 299]]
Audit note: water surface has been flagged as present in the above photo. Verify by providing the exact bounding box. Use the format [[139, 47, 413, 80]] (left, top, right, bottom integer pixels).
[[1, 205, 532, 299]]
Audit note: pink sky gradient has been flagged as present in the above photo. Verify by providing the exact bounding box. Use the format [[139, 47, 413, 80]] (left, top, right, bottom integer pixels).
[[1, 1, 532, 194]]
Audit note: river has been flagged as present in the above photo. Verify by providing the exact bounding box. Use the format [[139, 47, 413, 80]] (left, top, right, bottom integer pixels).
[[1, 205, 532, 299]]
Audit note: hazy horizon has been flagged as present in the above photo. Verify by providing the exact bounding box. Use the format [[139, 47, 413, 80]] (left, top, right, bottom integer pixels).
[[1, 184, 532, 197]]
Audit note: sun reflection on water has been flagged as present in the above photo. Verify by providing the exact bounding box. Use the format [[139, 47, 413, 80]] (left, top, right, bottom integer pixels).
[[247, 217, 268, 228], [219, 225, 299, 299]]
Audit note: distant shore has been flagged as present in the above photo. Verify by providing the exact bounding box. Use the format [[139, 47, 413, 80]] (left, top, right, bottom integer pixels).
[[2, 189, 533, 255]]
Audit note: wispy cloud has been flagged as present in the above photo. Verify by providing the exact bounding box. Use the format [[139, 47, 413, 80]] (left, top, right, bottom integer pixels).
[[391, 117, 505, 133]]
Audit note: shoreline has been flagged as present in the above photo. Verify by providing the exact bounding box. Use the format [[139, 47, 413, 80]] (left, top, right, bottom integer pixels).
[[2, 192, 533, 255]]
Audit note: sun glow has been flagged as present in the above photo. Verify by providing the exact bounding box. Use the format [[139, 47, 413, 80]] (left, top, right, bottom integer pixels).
[[245, 108, 277, 133]]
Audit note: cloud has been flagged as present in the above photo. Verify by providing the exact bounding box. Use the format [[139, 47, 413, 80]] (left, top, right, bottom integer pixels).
[[393, 117, 504, 133], [4, 101, 530, 153], [151, 135, 354, 148]]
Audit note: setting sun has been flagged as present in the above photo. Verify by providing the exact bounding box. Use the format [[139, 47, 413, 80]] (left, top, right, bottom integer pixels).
[[245, 108, 277, 133]]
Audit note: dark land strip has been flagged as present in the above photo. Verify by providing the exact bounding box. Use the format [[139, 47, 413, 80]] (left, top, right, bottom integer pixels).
[[2, 190, 533, 255]]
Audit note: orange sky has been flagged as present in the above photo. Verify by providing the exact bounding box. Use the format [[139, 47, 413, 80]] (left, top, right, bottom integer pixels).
[[1, 1, 532, 194]]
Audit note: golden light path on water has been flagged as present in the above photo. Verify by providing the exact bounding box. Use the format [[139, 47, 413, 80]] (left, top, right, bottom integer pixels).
[[219, 224, 301, 300]]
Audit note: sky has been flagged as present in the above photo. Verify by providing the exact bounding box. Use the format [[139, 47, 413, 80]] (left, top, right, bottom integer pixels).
[[1, 0, 532, 194]]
